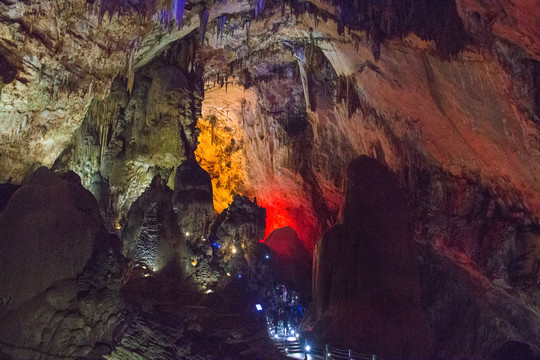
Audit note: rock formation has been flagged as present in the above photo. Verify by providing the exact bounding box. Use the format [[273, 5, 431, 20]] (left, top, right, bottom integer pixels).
[[173, 156, 214, 241], [122, 175, 187, 273], [1, 0, 540, 358], [307, 156, 540, 359], [53, 35, 204, 227], [0, 167, 125, 359], [211, 195, 266, 275], [308, 156, 433, 359]]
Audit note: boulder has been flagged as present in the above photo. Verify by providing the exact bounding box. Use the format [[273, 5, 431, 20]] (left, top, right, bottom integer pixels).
[[0, 167, 126, 359], [264, 226, 311, 302], [0, 167, 101, 308]]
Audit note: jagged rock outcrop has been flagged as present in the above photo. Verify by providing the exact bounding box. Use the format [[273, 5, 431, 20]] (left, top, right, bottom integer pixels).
[[265, 226, 311, 302], [53, 35, 204, 227], [173, 156, 214, 241], [0, 167, 126, 360], [211, 195, 266, 275], [122, 175, 188, 273]]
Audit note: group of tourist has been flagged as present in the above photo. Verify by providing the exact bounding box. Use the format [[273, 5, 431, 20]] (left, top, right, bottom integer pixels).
[[265, 284, 305, 336]]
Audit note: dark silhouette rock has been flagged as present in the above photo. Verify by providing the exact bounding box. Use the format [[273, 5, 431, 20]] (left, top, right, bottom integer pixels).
[[0, 167, 126, 359], [0, 167, 102, 308], [491, 341, 535, 360], [265, 226, 311, 302], [0, 182, 20, 213], [308, 156, 434, 359]]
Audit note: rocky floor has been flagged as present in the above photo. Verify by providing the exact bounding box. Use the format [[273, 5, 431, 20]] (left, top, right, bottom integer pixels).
[[109, 272, 286, 360]]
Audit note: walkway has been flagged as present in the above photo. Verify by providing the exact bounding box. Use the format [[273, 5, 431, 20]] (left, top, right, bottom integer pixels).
[[268, 321, 385, 360]]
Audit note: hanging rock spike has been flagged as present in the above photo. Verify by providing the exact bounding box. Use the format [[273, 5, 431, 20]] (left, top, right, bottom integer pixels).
[[172, 0, 186, 28], [254, 0, 265, 17], [200, 8, 209, 45]]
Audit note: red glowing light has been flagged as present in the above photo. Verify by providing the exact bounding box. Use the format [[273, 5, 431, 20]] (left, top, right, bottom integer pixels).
[[257, 195, 314, 250]]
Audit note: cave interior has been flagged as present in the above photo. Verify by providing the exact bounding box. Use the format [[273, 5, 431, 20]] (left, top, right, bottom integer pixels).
[[1, 0, 540, 359]]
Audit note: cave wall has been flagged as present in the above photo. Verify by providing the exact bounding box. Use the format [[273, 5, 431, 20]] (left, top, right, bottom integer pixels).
[[2, 0, 540, 249]]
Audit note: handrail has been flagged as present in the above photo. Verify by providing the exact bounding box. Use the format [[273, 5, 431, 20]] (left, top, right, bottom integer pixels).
[[266, 313, 385, 360]]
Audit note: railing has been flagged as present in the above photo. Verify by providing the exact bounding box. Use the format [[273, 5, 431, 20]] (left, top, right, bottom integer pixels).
[[267, 318, 385, 360], [303, 343, 385, 360]]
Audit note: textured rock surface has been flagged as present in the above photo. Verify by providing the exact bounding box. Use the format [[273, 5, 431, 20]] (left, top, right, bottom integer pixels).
[[173, 156, 214, 241], [211, 195, 266, 275], [53, 35, 204, 226], [1, 0, 540, 358], [0, 167, 125, 360], [122, 175, 187, 273]]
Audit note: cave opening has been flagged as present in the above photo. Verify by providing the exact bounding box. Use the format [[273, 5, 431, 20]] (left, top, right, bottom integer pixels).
[[1, 1, 540, 359]]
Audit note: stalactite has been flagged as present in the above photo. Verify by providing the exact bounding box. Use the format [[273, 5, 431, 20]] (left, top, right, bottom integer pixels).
[[334, 75, 360, 117], [254, 0, 265, 18], [199, 8, 210, 46], [172, 0, 186, 28], [217, 15, 226, 42], [330, 0, 467, 58], [151, 0, 185, 29], [297, 58, 310, 111], [245, 21, 251, 45], [126, 36, 142, 94]]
